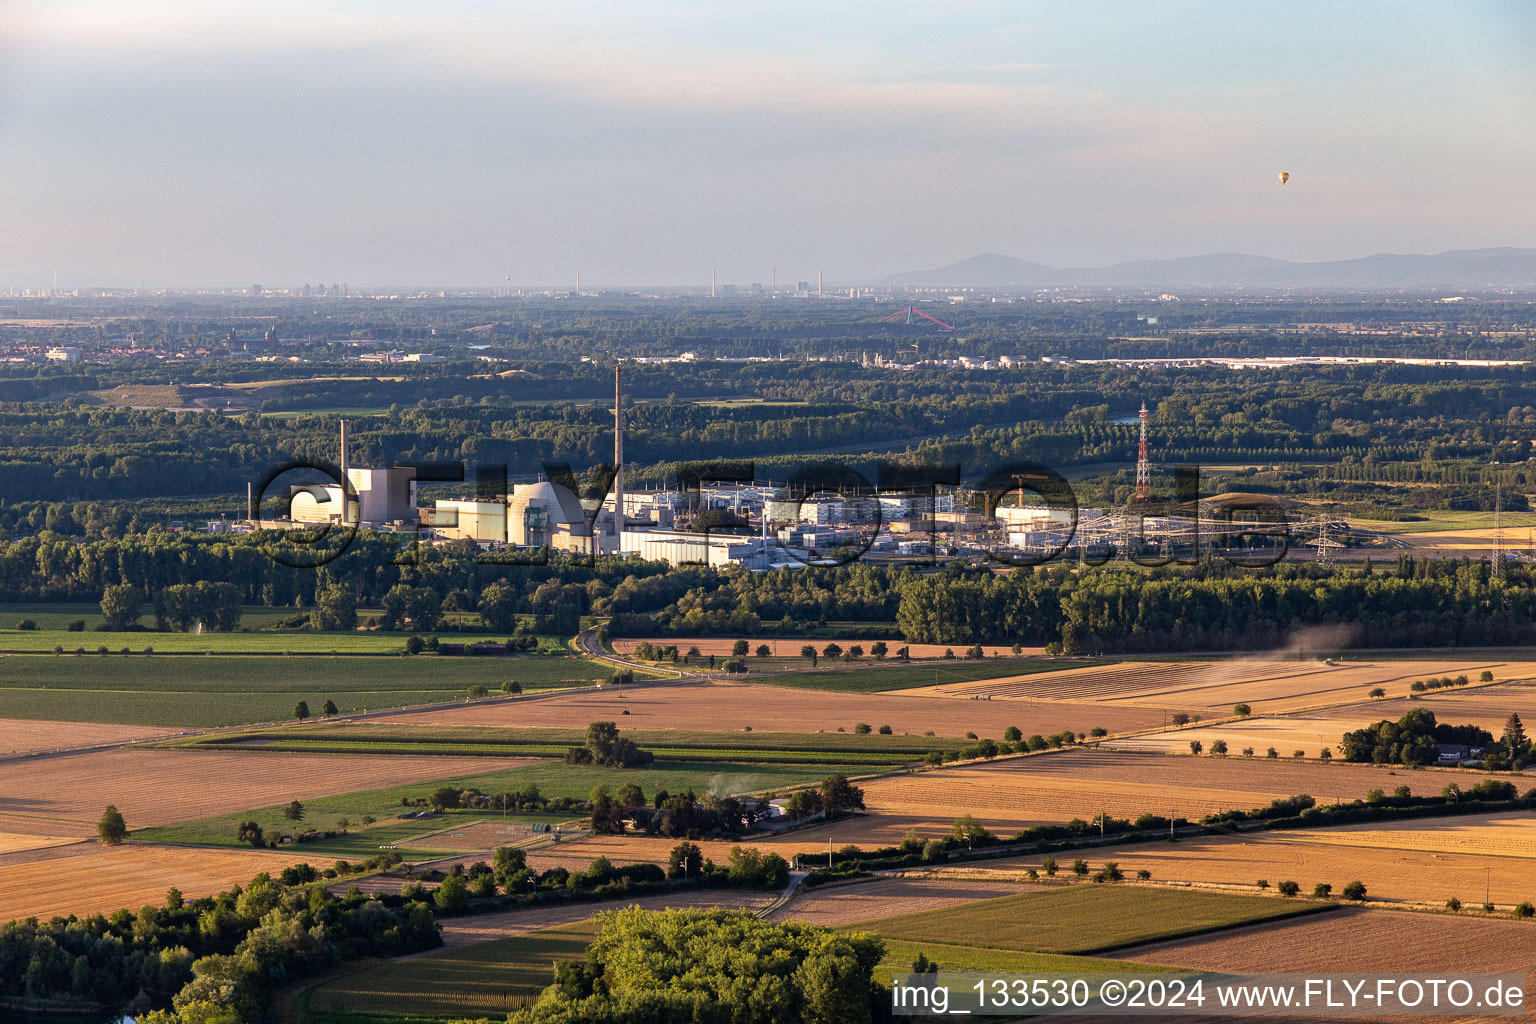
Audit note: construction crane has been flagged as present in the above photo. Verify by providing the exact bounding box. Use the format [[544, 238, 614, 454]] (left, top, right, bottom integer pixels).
[[876, 306, 956, 331]]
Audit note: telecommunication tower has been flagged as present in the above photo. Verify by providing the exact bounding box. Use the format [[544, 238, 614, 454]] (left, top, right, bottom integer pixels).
[[1134, 402, 1151, 501]]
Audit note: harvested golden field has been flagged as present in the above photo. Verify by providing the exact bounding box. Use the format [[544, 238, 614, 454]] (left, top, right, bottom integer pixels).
[[1121, 905, 1536, 975], [1280, 812, 1536, 859], [388, 681, 1164, 740], [1109, 716, 1371, 756], [903, 658, 1517, 714], [0, 843, 301, 922], [1399, 527, 1510, 551], [0, 717, 177, 755], [613, 638, 1038, 660], [1116, 678, 1536, 754], [769, 874, 1038, 927], [857, 749, 1510, 836], [0, 832, 78, 854], [973, 829, 1536, 907], [0, 749, 524, 834], [1310, 679, 1536, 736]]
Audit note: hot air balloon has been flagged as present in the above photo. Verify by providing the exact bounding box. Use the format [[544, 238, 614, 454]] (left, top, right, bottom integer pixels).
[[1278, 172, 1290, 185]]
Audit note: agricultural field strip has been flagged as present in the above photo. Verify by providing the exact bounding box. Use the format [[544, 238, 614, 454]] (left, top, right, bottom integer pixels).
[[1112, 666, 1507, 705], [0, 844, 307, 923], [381, 680, 1171, 739], [936, 663, 1196, 699], [1102, 677, 1536, 753], [767, 875, 1036, 927], [171, 740, 929, 766], [873, 939, 1178, 979], [392, 819, 581, 854], [134, 760, 876, 850], [935, 661, 1512, 706], [305, 892, 777, 1019], [842, 885, 1335, 956], [954, 833, 1536, 907], [168, 725, 961, 763], [1115, 905, 1536, 978], [0, 748, 530, 833], [855, 748, 1522, 830]]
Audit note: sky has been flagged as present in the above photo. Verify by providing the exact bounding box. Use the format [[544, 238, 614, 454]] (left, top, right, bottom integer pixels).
[[1, 0, 1534, 288]]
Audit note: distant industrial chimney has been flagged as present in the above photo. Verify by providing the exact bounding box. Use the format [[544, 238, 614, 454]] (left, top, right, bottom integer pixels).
[[710, 267, 716, 298], [339, 419, 350, 524], [614, 365, 624, 537], [247, 481, 255, 522]]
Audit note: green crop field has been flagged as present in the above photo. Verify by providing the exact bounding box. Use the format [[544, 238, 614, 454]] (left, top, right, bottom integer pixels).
[[211, 814, 577, 860], [182, 739, 923, 766], [872, 939, 1178, 979], [308, 919, 598, 1021], [853, 885, 1333, 956], [0, 628, 434, 654], [0, 602, 302, 632], [134, 759, 870, 849], [172, 724, 963, 762], [0, 654, 608, 726], [755, 659, 1105, 694]]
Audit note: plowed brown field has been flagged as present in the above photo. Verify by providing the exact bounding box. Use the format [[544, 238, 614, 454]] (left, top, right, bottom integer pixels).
[[0, 843, 302, 922], [387, 681, 1163, 739], [0, 749, 525, 834], [0, 717, 177, 755]]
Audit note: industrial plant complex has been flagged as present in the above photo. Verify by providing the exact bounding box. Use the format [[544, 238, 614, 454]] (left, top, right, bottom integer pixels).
[[240, 370, 1391, 570]]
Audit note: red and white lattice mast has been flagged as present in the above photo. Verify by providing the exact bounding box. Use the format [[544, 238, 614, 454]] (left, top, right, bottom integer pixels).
[[1134, 402, 1151, 501]]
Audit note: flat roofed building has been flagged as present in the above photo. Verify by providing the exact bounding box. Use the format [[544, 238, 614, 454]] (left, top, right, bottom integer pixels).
[[619, 528, 770, 569], [289, 466, 418, 527], [430, 499, 507, 542]]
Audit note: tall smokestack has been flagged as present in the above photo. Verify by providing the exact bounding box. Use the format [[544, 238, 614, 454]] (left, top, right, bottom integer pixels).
[[710, 267, 716, 298], [613, 366, 624, 544], [339, 419, 350, 524], [247, 481, 255, 522], [817, 268, 823, 295]]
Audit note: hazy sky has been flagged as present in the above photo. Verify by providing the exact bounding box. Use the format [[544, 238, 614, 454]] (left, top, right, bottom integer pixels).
[[2, 0, 1534, 288]]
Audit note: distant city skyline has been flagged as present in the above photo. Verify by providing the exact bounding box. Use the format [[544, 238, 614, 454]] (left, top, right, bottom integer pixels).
[[2, 0, 1534, 288]]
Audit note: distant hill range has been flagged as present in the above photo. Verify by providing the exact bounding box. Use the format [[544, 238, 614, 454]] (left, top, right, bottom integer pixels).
[[881, 248, 1536, 290]]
